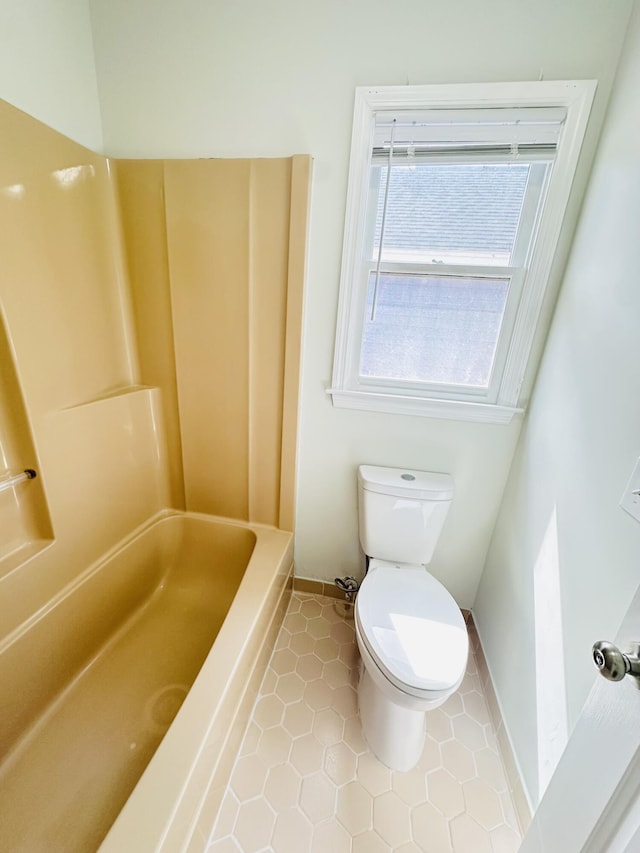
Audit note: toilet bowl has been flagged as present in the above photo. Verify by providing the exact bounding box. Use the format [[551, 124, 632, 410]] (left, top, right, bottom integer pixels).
[[355, 560, 468, 770], [355, 465, 468, 771]]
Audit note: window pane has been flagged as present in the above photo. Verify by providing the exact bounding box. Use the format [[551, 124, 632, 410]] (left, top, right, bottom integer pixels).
[[371, 162, 530, 266], [360, 273, 509, 388]]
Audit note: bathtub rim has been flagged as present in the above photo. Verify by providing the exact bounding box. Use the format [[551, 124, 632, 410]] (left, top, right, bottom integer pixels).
[[98, 508, 293, 852]]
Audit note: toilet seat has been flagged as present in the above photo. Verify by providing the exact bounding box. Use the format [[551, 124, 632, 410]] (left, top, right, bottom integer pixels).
[[355, 563, 468, 700]]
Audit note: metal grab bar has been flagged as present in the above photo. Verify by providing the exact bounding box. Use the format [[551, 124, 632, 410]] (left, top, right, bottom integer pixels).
[[0, 469, 37, 494]]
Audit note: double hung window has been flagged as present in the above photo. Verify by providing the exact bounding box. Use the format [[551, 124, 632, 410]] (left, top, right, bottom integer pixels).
[[330, 83, 595, 422]]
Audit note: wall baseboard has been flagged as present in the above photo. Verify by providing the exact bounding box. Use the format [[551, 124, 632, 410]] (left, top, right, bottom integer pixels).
[[293, 576, 350, 600], [468, 614, 532, 835], [295, 575, 473, 624]]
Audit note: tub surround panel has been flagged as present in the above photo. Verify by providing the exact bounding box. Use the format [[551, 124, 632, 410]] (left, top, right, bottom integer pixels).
[[0, 98, 154, 601], [165, 159, 251, 521], [0, 311, 52, 563], [0, 100, 167, 644], [164, 157, 307, 529], [0, 97, 309, 850], [115, 155, 311, 528], [279, 155, 312, 533], [0, 387, 169, 639], [40, 387, 171, 568], [0, 101, 136, 413], [0, 97, 308, 644], [247, 159, 291, 527], [113, 160, 186, 510], [118, 155, 311, 531]]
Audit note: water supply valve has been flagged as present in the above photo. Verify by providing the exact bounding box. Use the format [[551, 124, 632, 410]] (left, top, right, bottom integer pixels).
[[334, 576, 359, 602]]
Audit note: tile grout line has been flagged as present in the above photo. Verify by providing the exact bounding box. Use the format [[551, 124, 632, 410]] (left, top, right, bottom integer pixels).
[[206, 593, 522, 853]]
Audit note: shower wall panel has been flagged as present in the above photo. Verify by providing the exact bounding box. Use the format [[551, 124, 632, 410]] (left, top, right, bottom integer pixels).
[[113, 161, 185, 510], [0, 99, 167, 639], [0, 96, 310, 752], [117, 155, 311, 530]]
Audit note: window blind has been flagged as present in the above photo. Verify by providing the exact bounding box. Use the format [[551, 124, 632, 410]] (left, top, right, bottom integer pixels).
[[372, 106, 567, 152]]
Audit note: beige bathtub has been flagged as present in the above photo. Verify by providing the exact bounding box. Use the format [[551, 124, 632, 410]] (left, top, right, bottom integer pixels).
[[0, 510, 293, 852]]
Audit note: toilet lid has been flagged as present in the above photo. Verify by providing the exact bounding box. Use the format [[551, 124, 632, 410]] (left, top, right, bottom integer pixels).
[[356, 566, 468, 694]]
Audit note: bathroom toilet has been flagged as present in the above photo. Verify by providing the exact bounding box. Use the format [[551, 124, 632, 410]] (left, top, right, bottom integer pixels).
[[355, 465, 468, 771]]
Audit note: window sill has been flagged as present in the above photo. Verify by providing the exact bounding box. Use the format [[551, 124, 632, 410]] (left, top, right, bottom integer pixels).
[[327, 388, 523, 424]]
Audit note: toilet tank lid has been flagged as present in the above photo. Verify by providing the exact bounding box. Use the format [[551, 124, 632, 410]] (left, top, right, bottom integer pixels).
[[358, 466, 454, 501]]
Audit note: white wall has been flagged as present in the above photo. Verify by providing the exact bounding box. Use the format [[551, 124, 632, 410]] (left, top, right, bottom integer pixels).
[[0, 0, 637, 818], [474, 2, 640, 807], [0, 0, 102, 150], [0, 1, 631, 606], [85, 0, 631, 607]]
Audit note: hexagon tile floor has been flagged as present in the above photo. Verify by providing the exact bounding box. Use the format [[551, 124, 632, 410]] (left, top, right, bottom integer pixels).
[[207, 592, 522, 853]]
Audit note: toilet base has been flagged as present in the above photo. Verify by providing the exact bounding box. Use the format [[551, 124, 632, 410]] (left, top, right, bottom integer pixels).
[[358, 665, 425, 772]]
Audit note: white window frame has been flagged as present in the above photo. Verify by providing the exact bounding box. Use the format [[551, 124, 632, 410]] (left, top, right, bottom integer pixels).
[[329, 81, 596, 424]]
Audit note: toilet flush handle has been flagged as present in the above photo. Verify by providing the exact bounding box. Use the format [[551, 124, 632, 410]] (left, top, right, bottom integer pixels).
[[592, 640, 640, 682]]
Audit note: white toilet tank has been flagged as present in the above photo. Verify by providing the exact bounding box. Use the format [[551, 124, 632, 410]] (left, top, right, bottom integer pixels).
[[358, 465, 454, 565]]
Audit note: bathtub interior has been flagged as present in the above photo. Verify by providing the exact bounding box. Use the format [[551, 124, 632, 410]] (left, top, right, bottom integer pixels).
[[100, 513, 293, 852], [0, 512, 291, 852]]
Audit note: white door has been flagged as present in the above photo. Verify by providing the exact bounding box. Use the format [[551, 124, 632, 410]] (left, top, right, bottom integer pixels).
[[520, 584, 640, 853]]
